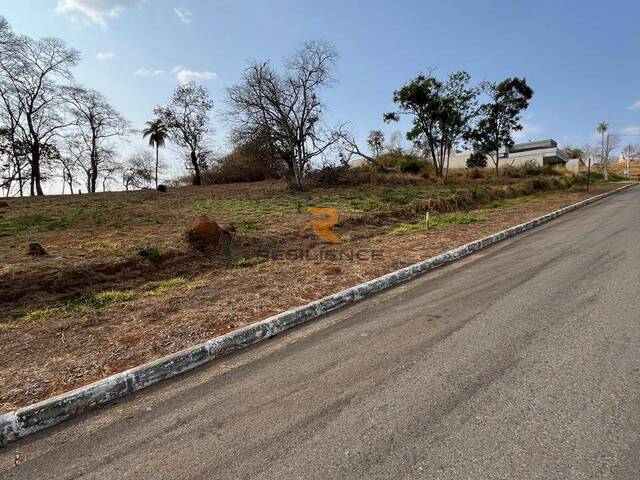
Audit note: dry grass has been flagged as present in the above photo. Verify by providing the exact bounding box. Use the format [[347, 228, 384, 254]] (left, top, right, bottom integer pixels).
[[0, 175, 619, 412]]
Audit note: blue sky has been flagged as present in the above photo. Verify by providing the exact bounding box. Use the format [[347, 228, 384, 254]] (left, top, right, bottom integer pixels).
[[2, 0, 640, 175]]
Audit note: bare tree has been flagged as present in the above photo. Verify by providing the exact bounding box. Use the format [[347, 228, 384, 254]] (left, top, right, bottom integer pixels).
[[155, 81, 213, 186], [66, 86, 129, 193], [122, 150, 155, 190], [101, 156, 120, 192], [604, 133, 620, 169], [0, 124, 29, 196], [580, 143, 599, 163], [60, 134, 89, 193], [0, 27, 80, 195], [0, 17, 28, 196], [622, 144, 639, 161], [226, 40, 344, 189], [56, 134, 87, 194]]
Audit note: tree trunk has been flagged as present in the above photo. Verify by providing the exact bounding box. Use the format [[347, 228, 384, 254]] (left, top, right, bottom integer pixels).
[[16, 158, 24, 197], [31, 144, 44, 196], [190, 150, 201, 185], [155, 145, 159, 188], [90, 135, 98, 193]]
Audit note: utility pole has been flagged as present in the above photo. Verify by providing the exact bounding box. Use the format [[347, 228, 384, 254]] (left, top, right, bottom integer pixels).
[[586, 157, 591, 193]]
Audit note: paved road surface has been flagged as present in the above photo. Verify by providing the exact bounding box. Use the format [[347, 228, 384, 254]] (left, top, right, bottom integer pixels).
[[1, 187, 639, 479]]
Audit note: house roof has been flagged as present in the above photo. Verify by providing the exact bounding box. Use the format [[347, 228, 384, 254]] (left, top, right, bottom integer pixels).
[[509, 139, 558, 153]]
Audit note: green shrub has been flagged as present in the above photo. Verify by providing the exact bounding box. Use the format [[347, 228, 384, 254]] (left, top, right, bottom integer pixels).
[[399, 158, 421, 174], [466, 152, 488, 168]]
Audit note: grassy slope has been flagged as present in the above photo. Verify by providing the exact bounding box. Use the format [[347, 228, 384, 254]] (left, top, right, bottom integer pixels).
[[0, 171, 617, 411]]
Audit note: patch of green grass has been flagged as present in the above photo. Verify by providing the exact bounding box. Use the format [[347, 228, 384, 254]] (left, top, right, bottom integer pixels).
[[483, 199, 509, 209], [193, 198, 294, 216], [0, 322, 20, 332], [137, 244, 169, 261], [388, 222, 426, 235], [388, 214, 485, 235], [66, 290, 135, 312], [231, 220, 261, 233], [0, 213, 75, 237], [88, 208, 104, 225], [228, 256, 266, 268], [147, 212, 162, 224], [378, 187, 425, 205], [189, 186, 434, 220], [431, 214, 484, 227], [23, 307, 61, 323], [143, 276, 190, 294], [587, 172, 626, 183], [347, 197, 381, 212], [80, 240, 123, 257]]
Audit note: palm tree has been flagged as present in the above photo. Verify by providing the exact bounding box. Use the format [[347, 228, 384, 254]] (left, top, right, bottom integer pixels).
[[142, 119, 168, 188], [597, 121, 609, 181]]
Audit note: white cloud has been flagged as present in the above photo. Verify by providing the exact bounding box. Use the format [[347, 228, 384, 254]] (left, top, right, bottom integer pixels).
[[174, 7, 193, 24], [628, 100, 640, 110], [134, 68, 165, 76], [134, 66, 216, 82], [172, 66, 216, 83], [56, 0, 144, 28], [96, 51, 115, 61], [513, 122, 543, 141], [622, 126, 640, 135]]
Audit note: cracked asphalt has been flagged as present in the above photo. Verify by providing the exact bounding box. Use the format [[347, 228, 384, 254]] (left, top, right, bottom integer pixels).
[[1, 186, 639, 479]]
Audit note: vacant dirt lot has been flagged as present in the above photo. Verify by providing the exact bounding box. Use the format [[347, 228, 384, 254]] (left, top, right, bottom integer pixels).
[[0, 173, 623, 412]]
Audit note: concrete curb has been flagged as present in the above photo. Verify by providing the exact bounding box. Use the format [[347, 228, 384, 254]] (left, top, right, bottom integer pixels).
[[0, 183, 635, 446]]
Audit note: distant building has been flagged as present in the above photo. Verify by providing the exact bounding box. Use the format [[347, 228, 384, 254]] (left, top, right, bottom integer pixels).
[[508, 139, 569, 167], [448, 139, 569, 170]]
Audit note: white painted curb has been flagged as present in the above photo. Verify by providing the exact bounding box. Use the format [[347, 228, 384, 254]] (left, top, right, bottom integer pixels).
[[0, 183, 635, 446]]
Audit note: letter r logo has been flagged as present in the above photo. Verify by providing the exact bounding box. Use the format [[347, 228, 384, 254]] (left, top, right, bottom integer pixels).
[[300, 207, 341, 244]]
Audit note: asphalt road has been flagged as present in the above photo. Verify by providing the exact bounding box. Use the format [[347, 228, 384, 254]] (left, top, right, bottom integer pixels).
[[1, 187, 640, 479]]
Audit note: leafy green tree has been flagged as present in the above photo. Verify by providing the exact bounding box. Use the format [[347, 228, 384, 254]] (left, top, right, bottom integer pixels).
[[366, 130, 385, 158], [155, 81, 213, 186], [384, 71, 478, 178], [467, 78, 534, 175], [563, 145, 584, 159], [142, 118, 168, 188]]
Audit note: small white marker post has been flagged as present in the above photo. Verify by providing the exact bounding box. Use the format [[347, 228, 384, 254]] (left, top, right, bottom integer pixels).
[[425, 211, 430, 230]]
